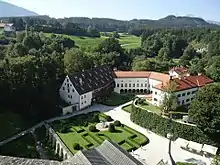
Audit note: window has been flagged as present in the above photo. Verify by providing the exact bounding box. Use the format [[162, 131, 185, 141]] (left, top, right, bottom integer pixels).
[[187, 92, 190, 95], [69, 101, 71, 104], [155, 92, 157, 95], [186, 99, 190, 102], [141, 84, 143, 87], [63, 87, 65, 90], [182, 100, 185, 104], [182, 93, 185, 97], [67, 79, 69, 82], [117, 84, 119, 87], [129, 84, 131, 87], [84, 101, 86, 103], [68, 89, 70, 93], [191, 98, 194, 101], [133, 84, 135, 87], [70, 95, 72, 99], [67, 84, 69, 87], [192, 90, 197, 94], [154, 98, 158, 101], [145, 84, 148, 87], [81, 96, 83, 99], [82, 102, 83, 105], [72, 89, 74, 92], [137, 84, 139, 87], [177, 94, 181, 97], [121, 84, 123, 87], [84, 95, 86, 98], [125, 83, 127, 87]]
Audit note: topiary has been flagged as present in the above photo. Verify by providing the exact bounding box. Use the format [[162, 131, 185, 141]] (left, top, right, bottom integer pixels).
[[108, 123, 116, 132], [105, 115, 113, 122], [114, 120, 121, 126], [89, 125, 98, 132], [73, 143, 80, 150]]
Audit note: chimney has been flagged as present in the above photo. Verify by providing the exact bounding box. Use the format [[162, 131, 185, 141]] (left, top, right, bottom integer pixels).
[[113, 67, 117, 71], [198, 73, 202, 76]]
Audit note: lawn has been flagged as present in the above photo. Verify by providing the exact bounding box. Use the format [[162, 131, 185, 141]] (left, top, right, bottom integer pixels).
[[51, 112, 148, 153], [122, 104, 132, 113], [0, 112, 29, 141], [0, 133, 39, 158], [136, 100, 161, 113], [102, 92, 135, 106], [44, 33, 140, 49]]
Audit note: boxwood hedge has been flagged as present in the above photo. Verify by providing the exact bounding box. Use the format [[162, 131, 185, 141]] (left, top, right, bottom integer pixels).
[[130, 106, 218, 146]]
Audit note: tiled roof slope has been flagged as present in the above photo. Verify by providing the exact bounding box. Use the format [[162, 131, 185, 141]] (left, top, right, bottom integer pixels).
[[155, 75, 213, 91], [170, 66, 189, 75], [114, 71, 169, 83], [69, 65, 115, 95], [62, 140, 143, 165]]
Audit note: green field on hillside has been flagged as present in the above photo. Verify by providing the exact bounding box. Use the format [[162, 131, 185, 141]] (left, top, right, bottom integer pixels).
[[45, 33, 140, 49]]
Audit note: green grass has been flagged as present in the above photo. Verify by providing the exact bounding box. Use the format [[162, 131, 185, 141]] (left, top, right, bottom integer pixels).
[[0, 133, 38, 158], [44, 33, 140, 49], [122, 104, 132, 113], [52, 112, 148, 153], [102, 92, 135, 106], [137, 101, 161, 113], [0, 112, 29, 141]]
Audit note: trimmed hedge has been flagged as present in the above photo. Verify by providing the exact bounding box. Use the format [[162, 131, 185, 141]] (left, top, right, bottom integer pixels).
[[105, 115, 113, 122], [108, 123, 116, 132], [131, 106, 218, 146], [73, 143, 80, 150], [114, 120, 121, 126], [89, 125, 98, 132]]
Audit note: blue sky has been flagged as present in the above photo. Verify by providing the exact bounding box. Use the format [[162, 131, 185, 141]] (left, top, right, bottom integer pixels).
[[2, 0, 220, 21]]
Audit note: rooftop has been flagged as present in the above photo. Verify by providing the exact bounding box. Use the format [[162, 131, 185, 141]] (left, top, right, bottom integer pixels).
[[154, 75, 213, 91], [114, 71, 170, 83]]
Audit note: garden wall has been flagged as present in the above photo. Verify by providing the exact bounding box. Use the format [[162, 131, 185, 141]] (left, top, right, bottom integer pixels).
[[130, 105, 219, 146]]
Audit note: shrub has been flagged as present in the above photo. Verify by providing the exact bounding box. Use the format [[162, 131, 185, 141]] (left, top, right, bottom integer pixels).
[[84, 121, 88, 127], [105, 115, 113, 122], [108, 123, 116, 132], [114, 120, 121, 126], [137, 98, 144, 104], [73, 143, 80, 150], [131, 105, 219, 146], [89, 125, 98, 132]]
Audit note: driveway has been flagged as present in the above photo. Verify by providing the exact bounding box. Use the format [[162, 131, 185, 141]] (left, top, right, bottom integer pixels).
[[94, 103, 213, 165]]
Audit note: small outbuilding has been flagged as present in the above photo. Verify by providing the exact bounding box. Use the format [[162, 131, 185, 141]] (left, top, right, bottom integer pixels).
[[202, 144, 218, 156]]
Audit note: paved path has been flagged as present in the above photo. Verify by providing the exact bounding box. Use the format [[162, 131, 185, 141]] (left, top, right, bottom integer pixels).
[[103, 103, 212, 165]]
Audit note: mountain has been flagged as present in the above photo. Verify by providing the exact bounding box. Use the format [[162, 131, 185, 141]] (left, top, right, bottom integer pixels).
[[0, 1, 38, 18], [207, 20, 220, 25]]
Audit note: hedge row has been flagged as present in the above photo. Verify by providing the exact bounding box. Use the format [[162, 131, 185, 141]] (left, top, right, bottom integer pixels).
[[131, 106, 218, 146]]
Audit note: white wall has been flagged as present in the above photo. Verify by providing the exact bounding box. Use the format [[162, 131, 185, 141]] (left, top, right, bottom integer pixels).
[[152, 87, 199, 107], [79, 91, 93, 109], [152, 88, 166, 106], [114, 78, 150, 93], [59, 76, 80, 106], [175, 87, 198, 105]]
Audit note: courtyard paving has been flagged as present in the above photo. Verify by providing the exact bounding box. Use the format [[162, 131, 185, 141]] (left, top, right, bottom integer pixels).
[[85, 103, 212, 165]]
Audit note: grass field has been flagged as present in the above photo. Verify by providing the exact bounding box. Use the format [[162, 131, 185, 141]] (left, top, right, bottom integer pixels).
[[137, 101, 161, 113], [45, 33, 140, 49], [122, 104, 132, 113], [52, 112, 148, 153], [0, 112, 29, 141], [101, 92, 135, 106]]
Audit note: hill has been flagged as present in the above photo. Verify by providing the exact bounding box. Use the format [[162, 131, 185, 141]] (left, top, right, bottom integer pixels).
[[59, 15, 219, 33], [0, 1, 38, 17]]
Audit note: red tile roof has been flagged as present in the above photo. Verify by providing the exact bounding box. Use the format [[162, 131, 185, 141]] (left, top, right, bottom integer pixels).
[[114, 71, 169, 83], [170, 66, 189, 75], [155, 75, 213, 91]]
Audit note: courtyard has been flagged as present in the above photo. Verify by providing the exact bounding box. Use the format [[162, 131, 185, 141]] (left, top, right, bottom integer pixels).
[[51, 111, 148, 153]]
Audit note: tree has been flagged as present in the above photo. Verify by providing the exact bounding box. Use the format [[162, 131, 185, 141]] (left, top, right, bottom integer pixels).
[[64, 48, 93, 74], [108, 123, 116, 132], [179, 45, 196, 66], [161, 81, 178, 113], [206, 56, 220, 82], [112, 31, 120, 38], [189, 84, 220, 134], [132, 58, 155, 71], [156, 48, 170, 61]]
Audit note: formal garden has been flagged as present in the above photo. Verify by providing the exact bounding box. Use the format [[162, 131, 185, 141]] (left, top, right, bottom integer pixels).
[[101, 92, 135, 106], [51, 111, 148, 153]]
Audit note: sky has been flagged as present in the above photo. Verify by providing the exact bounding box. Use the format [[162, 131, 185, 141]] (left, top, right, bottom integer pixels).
[[2, 0, 220, 21]]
